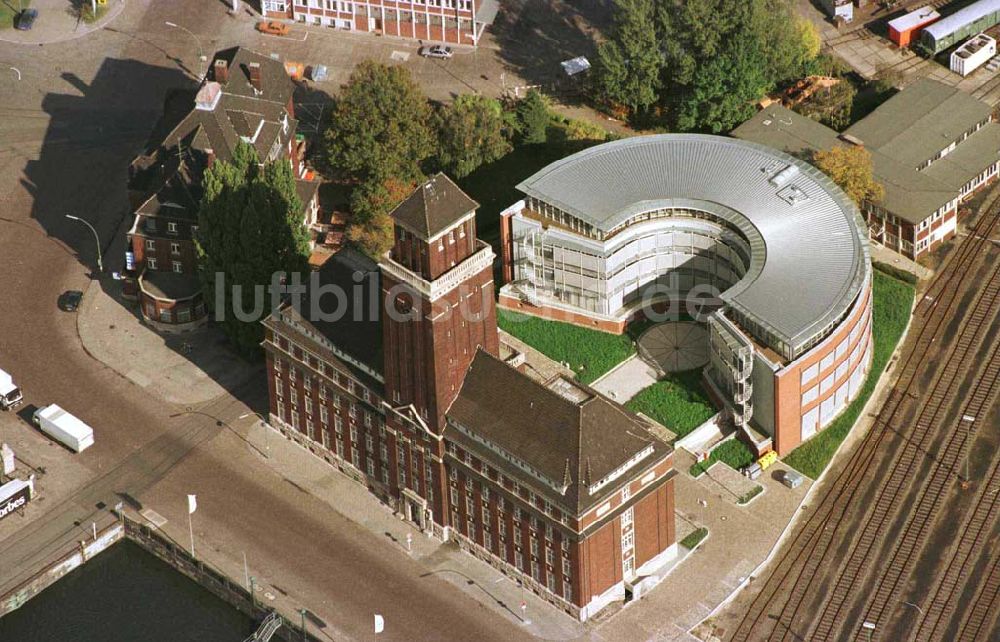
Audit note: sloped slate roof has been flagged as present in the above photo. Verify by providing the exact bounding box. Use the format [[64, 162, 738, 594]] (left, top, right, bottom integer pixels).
[[390, 173, 479, 239], [446, 350, 671, 515]]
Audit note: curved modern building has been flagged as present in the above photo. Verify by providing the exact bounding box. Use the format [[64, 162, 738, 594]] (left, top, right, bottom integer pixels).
[[498, 135, 873, 454]]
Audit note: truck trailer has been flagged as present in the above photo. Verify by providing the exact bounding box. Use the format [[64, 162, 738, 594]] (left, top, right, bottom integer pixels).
[[32, 404, 94, 453], [0, 370, 23, 411]]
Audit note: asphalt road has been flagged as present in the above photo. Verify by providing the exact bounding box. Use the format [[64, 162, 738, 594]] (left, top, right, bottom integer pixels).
[[0, 2, 531, 639]]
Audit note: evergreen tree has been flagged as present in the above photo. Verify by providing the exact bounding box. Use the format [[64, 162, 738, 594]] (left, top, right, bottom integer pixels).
[[592, 0, 662, 115], [516, 89, 550, 144], [195, 142, 311, 356]]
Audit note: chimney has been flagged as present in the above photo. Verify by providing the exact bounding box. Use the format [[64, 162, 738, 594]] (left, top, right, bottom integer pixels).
[[214, 59, 229, 84], [248, 62, 262, 93]]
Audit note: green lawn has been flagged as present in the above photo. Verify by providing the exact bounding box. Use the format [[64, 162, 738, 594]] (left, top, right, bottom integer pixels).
[[497, 309, 638, 384], [0, 1, 30, 30], [626, 370, 716, 439], [690, 438, 756, 477], [783, 270, 915, 478]]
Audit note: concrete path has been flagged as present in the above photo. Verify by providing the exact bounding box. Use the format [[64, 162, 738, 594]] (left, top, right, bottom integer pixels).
[[870, 241, 933, 281], [76, 277, 261, 406], [590, 355, 658, 403], [594, 450, 810, 642]]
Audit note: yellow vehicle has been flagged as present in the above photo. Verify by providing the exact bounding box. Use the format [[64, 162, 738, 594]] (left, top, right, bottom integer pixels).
[[758, 451, 778, 470]]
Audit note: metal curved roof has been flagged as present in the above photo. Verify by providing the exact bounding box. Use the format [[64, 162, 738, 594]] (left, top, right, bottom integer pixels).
[[516, 134, 870, 354]]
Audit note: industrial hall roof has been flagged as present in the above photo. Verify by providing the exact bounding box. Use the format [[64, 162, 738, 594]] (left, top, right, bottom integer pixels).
[[446, 350, 672, 517], [390, 173, 479, 239], [516, 134, 870, 355]]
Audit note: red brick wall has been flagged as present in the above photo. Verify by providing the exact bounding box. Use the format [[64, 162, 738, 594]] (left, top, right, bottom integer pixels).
[[633, 480, 674, 569], [579, 518, 621, 606]]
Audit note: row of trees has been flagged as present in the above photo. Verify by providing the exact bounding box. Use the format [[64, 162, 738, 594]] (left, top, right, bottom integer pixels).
[[321, 61, 553, 257], [593, 0, 821, 133]]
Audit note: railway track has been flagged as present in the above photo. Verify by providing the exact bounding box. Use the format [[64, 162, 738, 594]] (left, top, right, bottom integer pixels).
[[957, 543, 1000, 642], [911, 429, 1000, 641], [845, 296, 1000, 640], [725, 194, 1000, 642], [796, 242, 1000, 642]]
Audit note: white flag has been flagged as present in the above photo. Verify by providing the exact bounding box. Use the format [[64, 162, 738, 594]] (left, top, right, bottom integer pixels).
[[374, 614, 384, 634], [188, 494, 197, 514]]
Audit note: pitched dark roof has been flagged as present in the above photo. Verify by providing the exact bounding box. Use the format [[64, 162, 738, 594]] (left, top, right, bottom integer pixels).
[[446, 350, 671, 516], [390, 173, 479, 239], [279, 248, 384, 381], [212, 47, 296, 106]]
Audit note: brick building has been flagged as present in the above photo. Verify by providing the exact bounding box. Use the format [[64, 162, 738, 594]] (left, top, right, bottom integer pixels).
[[734, 78, 1000, 260], [262, 174, 678, 619], [123, 47, 319, 331], [261, 0, 499, 47]]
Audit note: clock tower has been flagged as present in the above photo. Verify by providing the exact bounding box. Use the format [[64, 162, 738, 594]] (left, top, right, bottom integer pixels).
[[379, 174, 500, 433]]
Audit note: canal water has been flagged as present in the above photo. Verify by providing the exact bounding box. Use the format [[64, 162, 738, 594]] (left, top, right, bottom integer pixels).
[[0, 540, 254, 641]]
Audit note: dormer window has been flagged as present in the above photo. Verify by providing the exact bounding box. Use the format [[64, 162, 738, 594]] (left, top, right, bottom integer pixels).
[[448, 231, 455, 244]]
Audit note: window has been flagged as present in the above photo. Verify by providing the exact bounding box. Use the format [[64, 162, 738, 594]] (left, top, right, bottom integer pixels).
[[563, 559, 571, 575], [167, 222, 178, 234], [321, 430, 330, 449], [319, 406, 328, 424], [350, 426, 358, 443], [622, 531, 634, 552], [147, 257, 158, 270], [290, 388, 298, 405], [450, 488, 459, 506], [621, 507, 633, 529], [170, 242, 180, 255], [305, 420, 314, 440], [484, 532, 493, 551], [546, 547, 554, 565], [530, 539, 539, 556], [172, 261, 183, 273], [145, 239, 155, 250], [621, 485, 631, 502]]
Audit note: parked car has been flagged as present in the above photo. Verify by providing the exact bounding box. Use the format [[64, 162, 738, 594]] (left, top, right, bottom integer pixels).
[[15, 9, 38, 31], [782, 470, 804, 489], [58, 290, 83, 312], [419, 45, 453, 59], [256, 20, 290, 36]]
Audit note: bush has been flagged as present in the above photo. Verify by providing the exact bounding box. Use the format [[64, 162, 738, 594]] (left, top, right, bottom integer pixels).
[[737, 485, 764, 505], [680, 527, 709, 549], [565, 118, 609, 142], [872, 261, 918, 285], [689, 438, 755, 477]]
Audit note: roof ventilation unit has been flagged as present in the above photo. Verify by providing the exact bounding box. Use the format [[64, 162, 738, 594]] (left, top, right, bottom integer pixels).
[[769, 164, 799, 188]]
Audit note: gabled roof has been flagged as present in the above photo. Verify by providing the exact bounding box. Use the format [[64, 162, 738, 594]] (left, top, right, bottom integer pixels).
[[390, 173, 479, 239], [446, 350, 671, 516], [212, 46, 296, 106]]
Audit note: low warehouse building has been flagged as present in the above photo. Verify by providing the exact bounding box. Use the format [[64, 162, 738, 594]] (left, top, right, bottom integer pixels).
[[498, 135, 873, 455]]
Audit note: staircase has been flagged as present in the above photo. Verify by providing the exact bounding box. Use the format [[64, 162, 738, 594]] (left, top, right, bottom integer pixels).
[[244, 612, 282, 642]]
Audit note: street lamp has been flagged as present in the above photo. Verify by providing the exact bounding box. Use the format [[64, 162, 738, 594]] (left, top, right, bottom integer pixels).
[[239, 412, 270, 457], [65, 214, 103, 273], [165, 21, 208, 65], [298, 608, 307, 641]]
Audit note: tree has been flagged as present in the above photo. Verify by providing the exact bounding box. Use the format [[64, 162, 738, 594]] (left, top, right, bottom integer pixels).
[[435, 94, 513, 179], [593, 0, 662, 115], [674, 35, 771, 133], [516, 89, 550, 144], [347, 177, 417, 258], [796, 80, 857, 130], [195, 142, 311, 356], [321, 61, 434, 184], [565, 118, 609, 142], [812, 146, 884, 206], [654, 0, 821, 132]]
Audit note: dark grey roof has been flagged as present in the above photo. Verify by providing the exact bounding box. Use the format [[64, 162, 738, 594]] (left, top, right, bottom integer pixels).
[[280, 248, 384, 379], [212, 47, 296, 107], [139, 271, 200, 300], [390, 173, 479, 239], [517, 134, 870, 353], [446, 350, 671, 515], [844, 78, 991, 168]]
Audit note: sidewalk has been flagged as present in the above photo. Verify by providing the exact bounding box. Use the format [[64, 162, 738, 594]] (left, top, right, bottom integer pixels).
[[76, 278, 260, 406]]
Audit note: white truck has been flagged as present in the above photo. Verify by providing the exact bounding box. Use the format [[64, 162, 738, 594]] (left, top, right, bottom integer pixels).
[[0, 370, 23, 411], [32, 404, 94, 453]]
